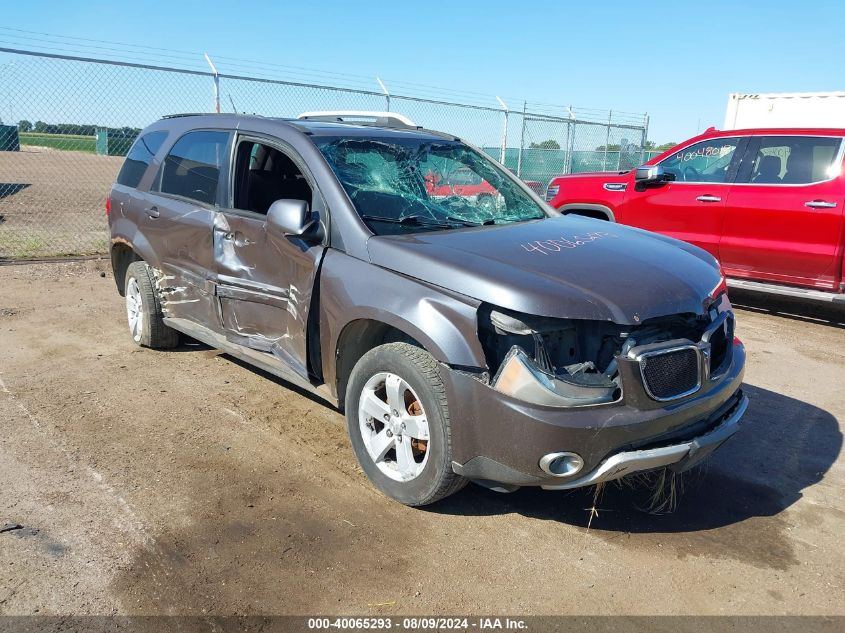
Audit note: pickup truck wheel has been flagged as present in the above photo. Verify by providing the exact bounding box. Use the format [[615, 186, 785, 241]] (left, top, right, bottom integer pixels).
[[124, 261, 179, 349], [345, 342, 467, 506]]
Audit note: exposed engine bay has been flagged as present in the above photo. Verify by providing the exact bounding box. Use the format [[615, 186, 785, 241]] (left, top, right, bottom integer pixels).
[[478, 304, 718, 407]]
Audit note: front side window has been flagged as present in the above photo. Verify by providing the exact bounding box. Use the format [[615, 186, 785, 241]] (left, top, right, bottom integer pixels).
[[116, 131, 167, 188], [232, 140, 313, 214], [739, 136, 842, 185], [314, 136, 546, 235], [659, 138, 740, 183], [159, 130, 229, 205]]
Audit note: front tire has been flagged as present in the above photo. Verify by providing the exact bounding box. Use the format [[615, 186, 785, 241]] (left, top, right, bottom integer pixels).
[[345, 343, 467, 506], [124, 261, 179, 349]]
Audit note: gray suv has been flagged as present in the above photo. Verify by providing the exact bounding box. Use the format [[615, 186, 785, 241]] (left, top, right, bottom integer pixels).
[[108, 111, 747, 506]]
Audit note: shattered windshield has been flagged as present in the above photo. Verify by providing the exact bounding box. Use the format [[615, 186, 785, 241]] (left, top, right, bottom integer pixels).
[[314, 135, 548, 234]]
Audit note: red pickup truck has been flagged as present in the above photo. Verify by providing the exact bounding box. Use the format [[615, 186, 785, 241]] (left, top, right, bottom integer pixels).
[[546, 127, 845, 303]]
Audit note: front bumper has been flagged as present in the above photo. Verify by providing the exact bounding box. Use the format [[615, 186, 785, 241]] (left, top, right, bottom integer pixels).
[[539, 393, 747, 489], [445, 341, 746, 488]]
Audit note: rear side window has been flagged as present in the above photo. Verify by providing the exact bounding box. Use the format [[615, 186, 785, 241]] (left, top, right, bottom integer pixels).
[[158, 130, 229, 205], [116, 131, 167, 188], [739, 136, 842, 185]]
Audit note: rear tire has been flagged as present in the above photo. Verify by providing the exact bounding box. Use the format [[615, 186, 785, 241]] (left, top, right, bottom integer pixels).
[[345, 342, 467, 506], [123, 261, 179, 349]]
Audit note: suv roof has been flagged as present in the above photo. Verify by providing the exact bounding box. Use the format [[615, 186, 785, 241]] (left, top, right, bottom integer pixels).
[[159, 112, 454, 141]]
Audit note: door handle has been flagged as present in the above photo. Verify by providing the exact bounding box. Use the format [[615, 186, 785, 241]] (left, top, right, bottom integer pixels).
[[145, 206, 160, 218], [804, 200, 837, 209], [221, 231, 253, 246], [696, 195, 722, 203]]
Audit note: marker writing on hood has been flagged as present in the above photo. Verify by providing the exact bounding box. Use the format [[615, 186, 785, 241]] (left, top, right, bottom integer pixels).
[[521, 231, 615, 255]]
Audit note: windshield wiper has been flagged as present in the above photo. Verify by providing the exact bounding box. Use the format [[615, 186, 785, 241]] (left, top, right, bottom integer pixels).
[[360, 214, 473, 229], [448, 216, 495, 226]]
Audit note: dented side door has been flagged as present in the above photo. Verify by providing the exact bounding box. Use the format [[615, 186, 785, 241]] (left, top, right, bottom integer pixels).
[[211, 133, 327, 380], [137, 129, 232, 327]]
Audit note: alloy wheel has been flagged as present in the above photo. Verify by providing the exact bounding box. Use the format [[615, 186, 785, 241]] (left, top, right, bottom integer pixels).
[[358, 372, 430, 481], [125, 276, 144, 343]]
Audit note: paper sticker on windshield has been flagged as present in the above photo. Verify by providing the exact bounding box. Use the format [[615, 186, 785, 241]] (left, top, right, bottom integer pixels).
[[521, 231, 616, 255]]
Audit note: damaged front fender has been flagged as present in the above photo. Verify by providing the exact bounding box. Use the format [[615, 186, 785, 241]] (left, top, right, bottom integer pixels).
[[319, 250, 488, 398]]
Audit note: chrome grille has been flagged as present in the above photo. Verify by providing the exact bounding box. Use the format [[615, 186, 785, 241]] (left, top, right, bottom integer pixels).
[[640, 347, 701, 401]]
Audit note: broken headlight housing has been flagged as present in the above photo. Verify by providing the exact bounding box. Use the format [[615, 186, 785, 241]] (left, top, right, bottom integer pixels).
[[478, 305, 721, 408], [479, 306, 624, 407]]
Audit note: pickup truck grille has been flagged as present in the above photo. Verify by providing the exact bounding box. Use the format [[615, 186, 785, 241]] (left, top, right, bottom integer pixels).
[[640, 347, 701, 401]]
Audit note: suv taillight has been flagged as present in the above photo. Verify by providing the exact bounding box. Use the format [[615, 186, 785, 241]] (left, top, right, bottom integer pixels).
[[105, 196, 111, 216], [545, 183, 559, 202]]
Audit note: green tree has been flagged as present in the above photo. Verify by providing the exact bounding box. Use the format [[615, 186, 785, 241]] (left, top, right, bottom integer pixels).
[[529, 139, 560, 150], [18, 120, 33, 132], [641, 141, 677, 153]]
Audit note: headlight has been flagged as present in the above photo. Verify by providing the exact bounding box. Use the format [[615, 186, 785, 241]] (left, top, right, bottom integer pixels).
[[492, 346, 620, 407], [480, 307, 622, 408]]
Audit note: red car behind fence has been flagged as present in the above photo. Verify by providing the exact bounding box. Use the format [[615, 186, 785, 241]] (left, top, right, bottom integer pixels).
[[426, 167, 545, 210]]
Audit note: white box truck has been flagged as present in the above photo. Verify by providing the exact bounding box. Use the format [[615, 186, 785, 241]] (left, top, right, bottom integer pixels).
[[724, 91, 845, 129]]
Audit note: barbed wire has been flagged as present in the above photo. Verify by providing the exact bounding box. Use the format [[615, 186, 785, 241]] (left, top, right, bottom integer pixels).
[[0, 26, 646, 119]]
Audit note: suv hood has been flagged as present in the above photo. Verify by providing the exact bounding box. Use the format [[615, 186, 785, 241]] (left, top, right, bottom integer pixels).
[[366, 216, 721, 324]]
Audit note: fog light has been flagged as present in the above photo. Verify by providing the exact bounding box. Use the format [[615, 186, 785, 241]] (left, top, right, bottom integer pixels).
[[539, 452, 584, 477]]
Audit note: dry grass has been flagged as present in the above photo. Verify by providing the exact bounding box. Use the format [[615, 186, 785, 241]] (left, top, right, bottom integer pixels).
[[617, 468, 689, 514], [584, 468, 693, 529]]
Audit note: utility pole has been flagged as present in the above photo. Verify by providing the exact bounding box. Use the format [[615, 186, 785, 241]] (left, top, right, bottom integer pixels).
[[516, 100, 527, 177], [204, 53, 220, 114], [496, 96, 508, 166], [376, 77, 390, 112]]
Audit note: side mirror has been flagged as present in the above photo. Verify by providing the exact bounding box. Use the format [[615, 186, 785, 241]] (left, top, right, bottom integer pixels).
[[634, 165, 674, 189], [266, 199, 314, 237]]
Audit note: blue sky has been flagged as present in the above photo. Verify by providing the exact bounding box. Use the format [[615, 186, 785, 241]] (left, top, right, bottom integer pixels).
[[1, 0, 843, 144]]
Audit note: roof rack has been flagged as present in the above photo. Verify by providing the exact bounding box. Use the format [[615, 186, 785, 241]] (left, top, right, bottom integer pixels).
[[161, 112, 229, 119], [297, 111, 417, 129]]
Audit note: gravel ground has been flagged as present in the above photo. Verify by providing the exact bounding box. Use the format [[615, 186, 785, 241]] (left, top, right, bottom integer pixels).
[[0, 261, 842, 616]]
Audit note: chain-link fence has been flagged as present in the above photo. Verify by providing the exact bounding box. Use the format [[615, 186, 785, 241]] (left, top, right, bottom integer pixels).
[[514, 107, 651, 185], [0, 47, 650, 259]]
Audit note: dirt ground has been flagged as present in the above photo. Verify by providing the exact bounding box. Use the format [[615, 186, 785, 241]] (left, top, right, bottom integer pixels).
[[0, 148, 119, 258], [0, 260, 843, 616]]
